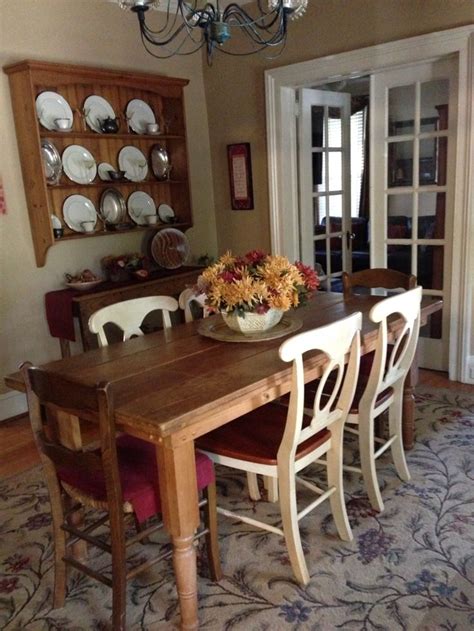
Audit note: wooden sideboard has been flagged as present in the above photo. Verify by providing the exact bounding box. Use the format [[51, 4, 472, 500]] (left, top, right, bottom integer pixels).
[[59, 267, 201, 356]]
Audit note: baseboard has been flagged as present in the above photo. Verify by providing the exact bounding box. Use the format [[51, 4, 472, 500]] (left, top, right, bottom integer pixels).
[[467, 355, 474, 384], [0, 390, 28, 421]]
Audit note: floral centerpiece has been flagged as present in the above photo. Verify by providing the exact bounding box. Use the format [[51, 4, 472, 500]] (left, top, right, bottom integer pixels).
[[195, 250, 319, 334], [101, 252, 150, 282]]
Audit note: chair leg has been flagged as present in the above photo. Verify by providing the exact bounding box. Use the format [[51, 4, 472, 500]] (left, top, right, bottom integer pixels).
[[264, 476, 279, 503], [359, 409, 385, 512], [278, 467, 309, 585], [389, 390, 411, 482], [109, 510, 127, 631], [326, 424, 352, 542], [246, 472, 261, 501], [49, 480, 67, 609], [202, 482, 222, 581]]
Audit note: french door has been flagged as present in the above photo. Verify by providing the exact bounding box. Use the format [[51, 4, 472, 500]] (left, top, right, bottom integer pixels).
[[298, 88, 352, 289], [371, 57, 457, 370]]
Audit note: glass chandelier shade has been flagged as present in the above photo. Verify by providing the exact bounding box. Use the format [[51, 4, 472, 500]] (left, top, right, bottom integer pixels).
[[116, 1, 308, 63]]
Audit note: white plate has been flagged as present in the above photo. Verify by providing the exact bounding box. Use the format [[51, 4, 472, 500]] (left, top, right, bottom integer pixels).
[[84, 95, 116, 133], [63, 195, 97, 233], [126, 99, 156, 134], [98, 162, 115, 181], [127, 191, 156, 226], [151, 228, 190, 269], [62, 145, 97, 184], [158, 203, 175, 223], [118, 146, 148, 182], [35, 91, 73, 131]]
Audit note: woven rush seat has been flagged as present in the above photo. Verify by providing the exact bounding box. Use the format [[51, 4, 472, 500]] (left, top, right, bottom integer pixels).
[[197, 403, 331, 466], [58, 435, 214, 523]]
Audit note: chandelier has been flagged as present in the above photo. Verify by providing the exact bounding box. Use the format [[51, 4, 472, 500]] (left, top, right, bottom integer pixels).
[[116, 1, 308, 63]]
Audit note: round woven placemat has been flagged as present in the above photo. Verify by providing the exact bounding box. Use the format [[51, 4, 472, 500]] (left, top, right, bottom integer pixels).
[[197, 314, 302, 343]]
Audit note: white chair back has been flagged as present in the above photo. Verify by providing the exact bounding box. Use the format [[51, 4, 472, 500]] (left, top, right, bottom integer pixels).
[[361, 286, 422, 408], [279, 312, 362, 461], [88, 295, 179, 347], [178, 288, 210, 323]]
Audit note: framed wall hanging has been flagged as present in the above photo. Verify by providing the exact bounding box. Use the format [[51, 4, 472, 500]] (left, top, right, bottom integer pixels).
[[227, 143, 254, 210]]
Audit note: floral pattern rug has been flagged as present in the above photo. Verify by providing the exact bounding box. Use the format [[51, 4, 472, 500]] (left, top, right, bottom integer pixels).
[[1, 387, 473, 630]]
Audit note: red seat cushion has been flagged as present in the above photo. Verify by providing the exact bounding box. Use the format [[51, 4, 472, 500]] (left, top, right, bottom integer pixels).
[[58, 435, 214, 523], [196, 402, 330, 466]]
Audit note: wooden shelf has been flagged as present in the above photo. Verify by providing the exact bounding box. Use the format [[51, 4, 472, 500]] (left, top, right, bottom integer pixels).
[[39, 131, 185, 140], [3, 60, 192, 267], [57, 222, 191, 241]]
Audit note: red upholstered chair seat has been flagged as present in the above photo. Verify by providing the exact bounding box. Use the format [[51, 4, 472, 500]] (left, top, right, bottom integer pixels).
[[58, 435, 215, 523], [197, 403, 330, 466]]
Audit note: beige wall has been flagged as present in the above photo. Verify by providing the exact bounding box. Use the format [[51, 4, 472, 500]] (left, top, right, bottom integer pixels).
[[0, 0, 217, 394], [203, 0, 473, 254]]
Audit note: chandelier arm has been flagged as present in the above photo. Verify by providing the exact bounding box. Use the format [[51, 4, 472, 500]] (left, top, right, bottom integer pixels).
[[140, 13, 198, 48], [136, 1, 181, 36], [225, 10, 286, 47], [223, 4, 282, 31], [140, 29, 205, 58]]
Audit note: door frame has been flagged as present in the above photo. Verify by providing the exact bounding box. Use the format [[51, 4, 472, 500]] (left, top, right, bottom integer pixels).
[[265, 26, 474, 383]]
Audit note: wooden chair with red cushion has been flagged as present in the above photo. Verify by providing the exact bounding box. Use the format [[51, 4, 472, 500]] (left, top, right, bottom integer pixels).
[[22, 363, 221, 631], [197, 312, 361, 585]]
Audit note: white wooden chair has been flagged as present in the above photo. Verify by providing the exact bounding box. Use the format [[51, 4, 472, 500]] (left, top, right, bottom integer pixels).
[[197, 312, 361, 585], [343, 286, 422, 512], [88, 296, 179, 347], [178, 288, 211, 323]]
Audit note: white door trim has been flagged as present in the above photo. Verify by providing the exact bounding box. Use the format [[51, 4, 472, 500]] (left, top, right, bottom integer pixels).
[[265, 26, 474, 383]]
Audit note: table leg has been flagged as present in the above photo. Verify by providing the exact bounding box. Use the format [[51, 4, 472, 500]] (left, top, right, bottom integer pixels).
[[59, 338, 71, 358], [156, 441, 200, 630], [402, 352, 419, 450]]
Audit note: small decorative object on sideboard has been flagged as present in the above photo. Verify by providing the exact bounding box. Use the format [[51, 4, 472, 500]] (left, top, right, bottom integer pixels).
[[101, 252, 150, 282], [196, 250, 319, 335], [64, 269, 103, 291]]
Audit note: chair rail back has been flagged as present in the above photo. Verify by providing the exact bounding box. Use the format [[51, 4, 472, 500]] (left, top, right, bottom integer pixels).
[[278, 312, 362, 455], [88, 295, 179, 346], [342, 268, 417, 299], [362, 286, 422, 405]]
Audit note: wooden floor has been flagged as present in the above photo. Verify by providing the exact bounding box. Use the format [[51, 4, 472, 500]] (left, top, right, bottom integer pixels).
[[1, 369, 473, 481]]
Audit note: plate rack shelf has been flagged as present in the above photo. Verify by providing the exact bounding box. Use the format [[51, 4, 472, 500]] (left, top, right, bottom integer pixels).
[[4, 60, 192, 267]]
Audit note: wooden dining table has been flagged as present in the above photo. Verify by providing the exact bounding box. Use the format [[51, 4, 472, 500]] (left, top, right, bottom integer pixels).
[[5, 291, 442, 630]]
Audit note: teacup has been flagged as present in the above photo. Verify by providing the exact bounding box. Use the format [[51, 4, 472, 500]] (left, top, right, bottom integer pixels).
[[54, 117, 72, 131], [145, 214, 158, 225], [81, 221, 95, 233], [147, 123, 160, 135]]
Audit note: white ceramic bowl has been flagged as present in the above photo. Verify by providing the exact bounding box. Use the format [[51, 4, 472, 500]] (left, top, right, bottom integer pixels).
[[65, 279, 103, 291]]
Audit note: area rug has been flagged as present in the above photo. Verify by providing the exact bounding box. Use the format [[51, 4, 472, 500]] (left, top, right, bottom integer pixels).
[[1, 387, 473, 630]]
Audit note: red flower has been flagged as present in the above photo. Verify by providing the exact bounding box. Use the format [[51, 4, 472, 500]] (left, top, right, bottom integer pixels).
[[245, 250, 267, 265], [5, 554, 30, 573], [295, 261, 319, 291]]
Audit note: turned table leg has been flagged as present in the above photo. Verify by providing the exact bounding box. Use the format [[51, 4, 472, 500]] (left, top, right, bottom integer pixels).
[[156, 441, 200, 630]]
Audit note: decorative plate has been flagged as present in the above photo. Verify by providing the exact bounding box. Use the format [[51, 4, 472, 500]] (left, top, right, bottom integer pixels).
[[83, 95, 116, 133], [50, 214, 62, 229], [197, 314, 303, 343], [62, 145, 97, 184], [100, 188, 127, 224], [157, 203, 175, 223], [41, 139, 62, 184], [127, 191, 156, 226], [126, 99, 156, 134], [151, 228, 190, 269], [118, 146, 148, 182], [150, 144, 170, 180], [62, 195, 97, 232], [35, 91, 73, 131]]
